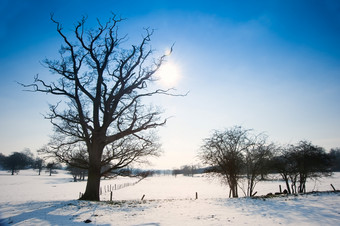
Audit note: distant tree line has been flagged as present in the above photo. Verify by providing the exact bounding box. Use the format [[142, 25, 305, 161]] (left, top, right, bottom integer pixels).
[[172, 165, 205, 177], [0, 149, 61, 175], [198, 126, 340, 198]]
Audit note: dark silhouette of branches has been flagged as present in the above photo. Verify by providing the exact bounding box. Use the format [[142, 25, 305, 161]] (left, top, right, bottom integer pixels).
[[21, 14, 181, 201], [199, 126, 275, 198]]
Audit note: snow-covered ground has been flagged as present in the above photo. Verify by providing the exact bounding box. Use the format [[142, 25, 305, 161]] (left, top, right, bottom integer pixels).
[[0, 169, 339, 225]]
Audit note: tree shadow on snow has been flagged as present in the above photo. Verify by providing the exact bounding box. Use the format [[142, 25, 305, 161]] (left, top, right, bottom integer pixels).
[[223, 193, 340, 225], [42, 175, 78, 184], [0, 200, 110, 226]]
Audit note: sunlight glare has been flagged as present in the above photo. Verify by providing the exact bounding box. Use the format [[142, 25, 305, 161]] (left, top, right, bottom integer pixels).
[[156, 61, 181, 87]]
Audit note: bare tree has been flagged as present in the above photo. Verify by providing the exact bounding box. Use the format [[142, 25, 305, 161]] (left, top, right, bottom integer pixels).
[[199, 126, 274, 198], [2, 152, 33, 175], [0, 153, 5, 169], [66, 164, 86, 182], [242, 137, 274, 197], [293, 141, 331, 193], [22, 14, 178, 201], [33, 157, 45, 175], [271, 146, 294, 194], [199, 126, 251, 198], [175, 165, 197, 177], [45, 161, 61, 176], [272, 141, 331, 194], [329, 148, 340, 172]]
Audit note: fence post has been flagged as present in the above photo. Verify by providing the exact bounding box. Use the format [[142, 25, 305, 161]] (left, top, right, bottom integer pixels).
[[141, 194, 145, 200], [195, 192, 198, 199], [110, 191, 113, 201], [279, 185, 282, 193], [331, 184, 336, 191]]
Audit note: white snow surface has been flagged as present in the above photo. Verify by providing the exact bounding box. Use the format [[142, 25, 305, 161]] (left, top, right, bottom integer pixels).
[[0, 169, 340, 225]]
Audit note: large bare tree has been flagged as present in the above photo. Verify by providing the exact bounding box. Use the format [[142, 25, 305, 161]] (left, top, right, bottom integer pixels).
[[22, 14, 176, 201]]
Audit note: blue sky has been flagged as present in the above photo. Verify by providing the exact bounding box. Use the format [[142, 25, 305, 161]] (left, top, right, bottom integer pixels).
[[1, 0, 340, 169]]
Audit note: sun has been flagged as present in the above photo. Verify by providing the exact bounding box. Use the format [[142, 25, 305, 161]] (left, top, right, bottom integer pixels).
[[156, 61, 181, 87]]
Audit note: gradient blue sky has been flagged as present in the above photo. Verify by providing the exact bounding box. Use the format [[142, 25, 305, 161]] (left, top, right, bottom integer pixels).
[[1, 0, 340, 169]]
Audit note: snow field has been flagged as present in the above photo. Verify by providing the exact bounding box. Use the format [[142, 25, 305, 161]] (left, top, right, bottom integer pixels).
[[0, 170, 340, 225]]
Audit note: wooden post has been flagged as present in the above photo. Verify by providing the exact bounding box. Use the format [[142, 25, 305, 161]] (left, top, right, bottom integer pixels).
[[331, 184, 336, 191], [279, 185, 282, 193], [141, 194, 145, 200], [229, 189, 232, 198], [195, 192, 198, 199], [110, 191, 113, 201]]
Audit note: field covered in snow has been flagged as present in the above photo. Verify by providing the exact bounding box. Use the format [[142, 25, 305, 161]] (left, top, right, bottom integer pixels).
[[0, 169, 340, 225]]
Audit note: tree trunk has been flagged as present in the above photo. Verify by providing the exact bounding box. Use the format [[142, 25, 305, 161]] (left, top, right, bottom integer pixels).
[[249, 175, 255, 197], [79, 144, 103, 201], [233, 185, 238, 198], [80, 164, 101, 201], [230, 178, 238, 198], [282, 174, 291, 194], [285, 179, 291, 194]]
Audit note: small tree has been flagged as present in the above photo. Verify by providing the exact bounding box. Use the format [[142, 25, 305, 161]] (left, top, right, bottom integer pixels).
[[33, 157, 45, 175], [271, 151, 292, 194], [172, 168, 180, 177], [293, 141, 331, 193], [0, 153, 5, 169], [45, 162, 61, 176], [243, 139, 274, 197], [329, 148, 340, 172], [179, 165, 196, 177], [66, 164, 86, 182], [199, 126, 250, 198], [199, 126, 274, 197], [2, 152, 33, 175], [272, 141, 331, 194]]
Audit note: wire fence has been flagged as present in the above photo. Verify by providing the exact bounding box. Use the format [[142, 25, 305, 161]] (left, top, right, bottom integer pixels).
[[99, 180, 141, 196], [78, 178, 145, 199]]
